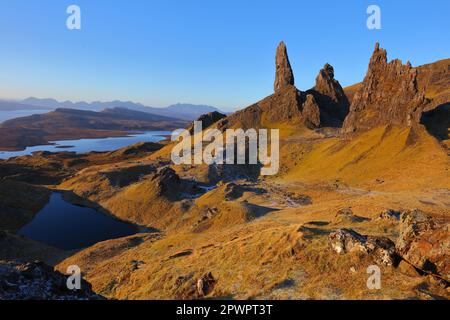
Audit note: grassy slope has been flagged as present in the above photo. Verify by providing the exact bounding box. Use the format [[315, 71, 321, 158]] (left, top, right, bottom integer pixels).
[[56, 124, 449, 300]]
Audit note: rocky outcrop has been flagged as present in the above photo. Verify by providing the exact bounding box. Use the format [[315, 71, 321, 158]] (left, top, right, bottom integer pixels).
[[329, 228, 398, 266], [274, 42, 295, 93], [342, 43, 427, 133], [333, 208, 370, 224], [396, 209, 449, 282], [188, 111, 227, 134], [302, 94, 321, 128], [377, 209, 400, 221], [196, 272, 216, 297], [0, 260, 102, 300], [218, 85, 321, 130], [309, 63, 349, 126]]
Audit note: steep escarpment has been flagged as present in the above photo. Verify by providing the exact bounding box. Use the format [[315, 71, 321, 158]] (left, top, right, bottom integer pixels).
[[342, 43, 427, 133]]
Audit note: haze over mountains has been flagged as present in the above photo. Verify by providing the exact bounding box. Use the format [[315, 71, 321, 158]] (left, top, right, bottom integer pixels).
[[0, 97, 225, 121]]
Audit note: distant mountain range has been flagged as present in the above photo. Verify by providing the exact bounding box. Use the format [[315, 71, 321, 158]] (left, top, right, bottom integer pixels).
[[0, 97, 225, 121]]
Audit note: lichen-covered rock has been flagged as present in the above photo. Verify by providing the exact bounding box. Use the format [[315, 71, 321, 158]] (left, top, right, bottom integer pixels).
[[329, 229, 398, 266], [0, 260, 102, 300], [396, 209, 449, 282], [342, 43, 427, 133]]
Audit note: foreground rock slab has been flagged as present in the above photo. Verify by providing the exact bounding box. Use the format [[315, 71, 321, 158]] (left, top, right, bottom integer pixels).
[[0, 260, 103, 300], [396, 209, 449, 282]]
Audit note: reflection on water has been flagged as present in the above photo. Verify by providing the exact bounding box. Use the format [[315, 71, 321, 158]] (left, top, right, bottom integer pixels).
[[0, 131, 170, 159], [18, 193, 139, 250]]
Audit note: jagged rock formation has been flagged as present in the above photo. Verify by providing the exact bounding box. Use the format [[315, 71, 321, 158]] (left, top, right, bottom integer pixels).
[[217, 85, 321, 130], [0, 260, 102, 300], [396, 210, 449, 282], [308, 63, 350, 127], [274, 41, 295, 92], [342, 43, 427, 133], [218, 42, 321, 130]]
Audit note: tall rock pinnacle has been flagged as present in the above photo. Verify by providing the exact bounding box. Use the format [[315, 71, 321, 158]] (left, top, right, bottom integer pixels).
[[274, 41, 295, 92]]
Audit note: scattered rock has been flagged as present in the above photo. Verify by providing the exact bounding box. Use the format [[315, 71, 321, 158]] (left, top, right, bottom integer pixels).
[[168, 250, 193, 260], [396, 209, 449, 282], [377, 209, 401, 221], [333, 208, 370, 224], [0, 260, 103, 300], [130, 260, 145, 271], [329, 228, 398, 266], [196, 272, 216, 297], [224, 183, 244, 201]]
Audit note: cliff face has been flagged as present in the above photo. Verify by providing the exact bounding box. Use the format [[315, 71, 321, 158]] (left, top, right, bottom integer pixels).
[[342, 43, 427, 134]]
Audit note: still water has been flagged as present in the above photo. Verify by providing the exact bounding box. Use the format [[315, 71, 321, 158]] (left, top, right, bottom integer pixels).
[[18, 193, 139, 250], [0, 131, 170, 159]]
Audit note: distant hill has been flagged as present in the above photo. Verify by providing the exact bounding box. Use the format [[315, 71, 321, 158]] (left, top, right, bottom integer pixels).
[[0, 107, 187, 151], [0, 99, 52, 111], [19, 98, 224, 121]]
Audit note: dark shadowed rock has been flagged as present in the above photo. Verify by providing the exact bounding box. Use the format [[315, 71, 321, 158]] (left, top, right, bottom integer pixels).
[[309, 64, 350, 127], [196, 272, 216, 297], [302, 94, 321, 128], [0, 260, 103, 300], [188, 111, 227, 134], [342, 43, 427, 133], [218, 85, 321, 131], [396, 209, 449, 282], [274, 42, 295, 93], [377, 209, 401, 221]]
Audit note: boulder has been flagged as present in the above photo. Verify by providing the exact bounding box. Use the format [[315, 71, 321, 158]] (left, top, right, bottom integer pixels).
[[377, 209, 401, 221], [329, 228, 398, 266], [0, 260, 102, 300], [196, 272, 216, 297], [396, 209, 449, 282], [333, 208, 370, 224]]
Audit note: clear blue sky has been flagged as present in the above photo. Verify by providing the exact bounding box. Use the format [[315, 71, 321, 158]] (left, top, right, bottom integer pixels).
[[0, 0, 448, 111]]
